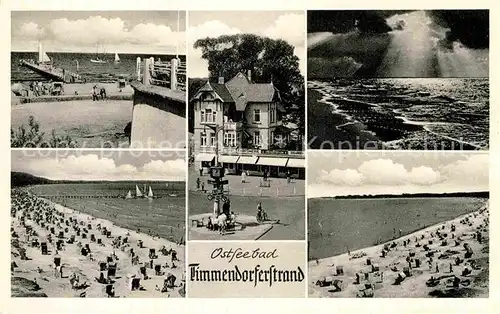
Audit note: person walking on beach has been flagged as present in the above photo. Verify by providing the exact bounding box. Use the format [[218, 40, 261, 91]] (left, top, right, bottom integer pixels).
[[92, 85, 98, 101], [100, 87, 107, 100], [241, 171, 246, 183]]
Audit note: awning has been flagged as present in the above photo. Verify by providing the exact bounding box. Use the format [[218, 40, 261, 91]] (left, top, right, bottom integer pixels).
[[256, 157, 288, 167], [286, 158, 305, 168], [195, 153, 215, 162], [236, 156, 258, 165], [218, 155, 239, 163]]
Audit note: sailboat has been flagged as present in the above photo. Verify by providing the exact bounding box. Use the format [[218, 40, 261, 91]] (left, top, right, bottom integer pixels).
[[135, 185, 143, 198], [38, 42, 51, 64], [114, 53, 121, 64], [124, 190, 132, 199], [90, 44, 107, 64], [148, 186, 154, 199]]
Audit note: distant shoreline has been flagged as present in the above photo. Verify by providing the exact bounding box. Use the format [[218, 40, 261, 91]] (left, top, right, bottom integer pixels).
[[309, 191, 489, 200]]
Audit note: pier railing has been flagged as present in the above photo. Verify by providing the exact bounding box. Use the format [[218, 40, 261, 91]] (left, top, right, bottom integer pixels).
[[19, 60, 84, 83], [136, 57, 186, 92]]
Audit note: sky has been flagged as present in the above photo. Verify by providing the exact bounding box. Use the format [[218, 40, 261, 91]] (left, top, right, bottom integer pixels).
[[307, 10, 489, 78], [11, 150, 186, 181], [188, 11, 305, 78], [307, 151, 489, 198], [11, 11, 186, 54]]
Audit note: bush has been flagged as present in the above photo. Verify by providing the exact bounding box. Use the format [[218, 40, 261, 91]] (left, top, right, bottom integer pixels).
[[11, 116, 77, 148]]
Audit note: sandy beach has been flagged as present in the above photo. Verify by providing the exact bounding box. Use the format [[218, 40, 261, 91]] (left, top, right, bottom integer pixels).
[[11, 189, 185, 298], [308, 201, 489, 298]]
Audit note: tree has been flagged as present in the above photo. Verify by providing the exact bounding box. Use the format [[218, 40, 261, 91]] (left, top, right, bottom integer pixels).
[[193, 34, 304, 110]]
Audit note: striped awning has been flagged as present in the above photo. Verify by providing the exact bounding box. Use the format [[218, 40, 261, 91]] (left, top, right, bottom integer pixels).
[[236, 156, 258, 165], [286, 158, 305, 168], [256, 157, 288, 167], [218, 155, 239, 163], [195, 153, 215, 162]]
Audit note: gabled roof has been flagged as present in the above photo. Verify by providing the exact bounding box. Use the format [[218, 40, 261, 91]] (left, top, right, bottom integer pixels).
[[211, 83, 234, 103], [193, 72, 281, 111], [192, 81, 233, 103]]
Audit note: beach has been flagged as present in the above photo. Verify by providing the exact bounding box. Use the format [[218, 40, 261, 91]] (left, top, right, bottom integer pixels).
[[308, 200, 489, 298], [11, 189, 186, 298]]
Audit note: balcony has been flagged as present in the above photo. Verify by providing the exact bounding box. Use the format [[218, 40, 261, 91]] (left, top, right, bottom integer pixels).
[[223, 121, 242, 130]]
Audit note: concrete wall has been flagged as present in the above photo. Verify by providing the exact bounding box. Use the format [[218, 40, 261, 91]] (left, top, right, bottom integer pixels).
[[130, 82, 186, 149]]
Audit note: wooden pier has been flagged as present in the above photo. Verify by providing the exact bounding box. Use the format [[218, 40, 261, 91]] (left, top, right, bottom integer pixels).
[[20, 60, 84, 83]]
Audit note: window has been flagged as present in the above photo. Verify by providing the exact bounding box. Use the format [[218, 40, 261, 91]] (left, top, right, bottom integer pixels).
[[224, 132, 236, 147], [200, 133, 207, 147], [270, 104, 276, 123], [254, 109, 261, 123], [271, 130, 275, 144], [201, 110, 205, 123], [254, 131, 261, 146], [205, 109, 212, 123], [210, 133, 216, 147]]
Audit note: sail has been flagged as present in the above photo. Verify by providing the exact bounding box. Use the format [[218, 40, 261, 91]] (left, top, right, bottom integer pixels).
[[38, 42, 43, 63], [42, 52, 51, 63], [135, 185, 143, 197], [125, 191, 132, 199], [148, 186, 154, 198], [114, 53, 120, 62]]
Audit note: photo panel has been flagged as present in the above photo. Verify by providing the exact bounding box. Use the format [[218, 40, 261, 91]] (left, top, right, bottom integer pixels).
[[187, 11, 306, 241], [307, 150, 489, 298], [307, 10, 489, 150], [10, 149, 187, 297], [11, 11, 187, 149]]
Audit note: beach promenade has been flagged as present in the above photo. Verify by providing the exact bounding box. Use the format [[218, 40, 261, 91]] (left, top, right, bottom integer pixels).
[[188, 166, 305, 240], [188, 165, 305, 197], [308, 202, 489, 298], [11, 190, 185, 298]]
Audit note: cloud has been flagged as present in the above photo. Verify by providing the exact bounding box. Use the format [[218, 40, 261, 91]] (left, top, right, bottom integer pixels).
[[358, 159, 408, 185], [18, 22, 44, 39], [311, 154, 488, 197], [408, 166, 441, 185], [263, 13, 305, 48], [319, 169, 364, 186], [441, 154, 489, 185], [12, 16, 185, 53], [15, 154, 185, 181], [317, 159, 444, 186]]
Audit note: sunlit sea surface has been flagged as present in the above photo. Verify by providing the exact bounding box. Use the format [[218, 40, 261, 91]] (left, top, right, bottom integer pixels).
[[309, 78, 489, 148]]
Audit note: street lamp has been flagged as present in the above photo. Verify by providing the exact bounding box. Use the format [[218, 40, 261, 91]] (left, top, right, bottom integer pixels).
[[204, 124, 228, 218]]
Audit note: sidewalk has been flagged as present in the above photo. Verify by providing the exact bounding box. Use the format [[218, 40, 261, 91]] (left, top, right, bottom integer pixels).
[[188, 165, 305, 197]]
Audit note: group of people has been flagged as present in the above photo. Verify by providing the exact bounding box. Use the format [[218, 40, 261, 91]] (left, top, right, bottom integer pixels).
[[29, 80, 54, 97], [92, 85, 107, 101]]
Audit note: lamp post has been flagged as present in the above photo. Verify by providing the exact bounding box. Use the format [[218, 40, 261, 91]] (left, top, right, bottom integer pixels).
[[205, 124, 227, 218]]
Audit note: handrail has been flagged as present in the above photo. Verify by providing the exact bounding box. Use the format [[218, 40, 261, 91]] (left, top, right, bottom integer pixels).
[[137, 57, 186, 91]]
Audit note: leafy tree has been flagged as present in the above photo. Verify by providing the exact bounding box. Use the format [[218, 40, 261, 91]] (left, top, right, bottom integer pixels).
[[193, 34, 304, 110]]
